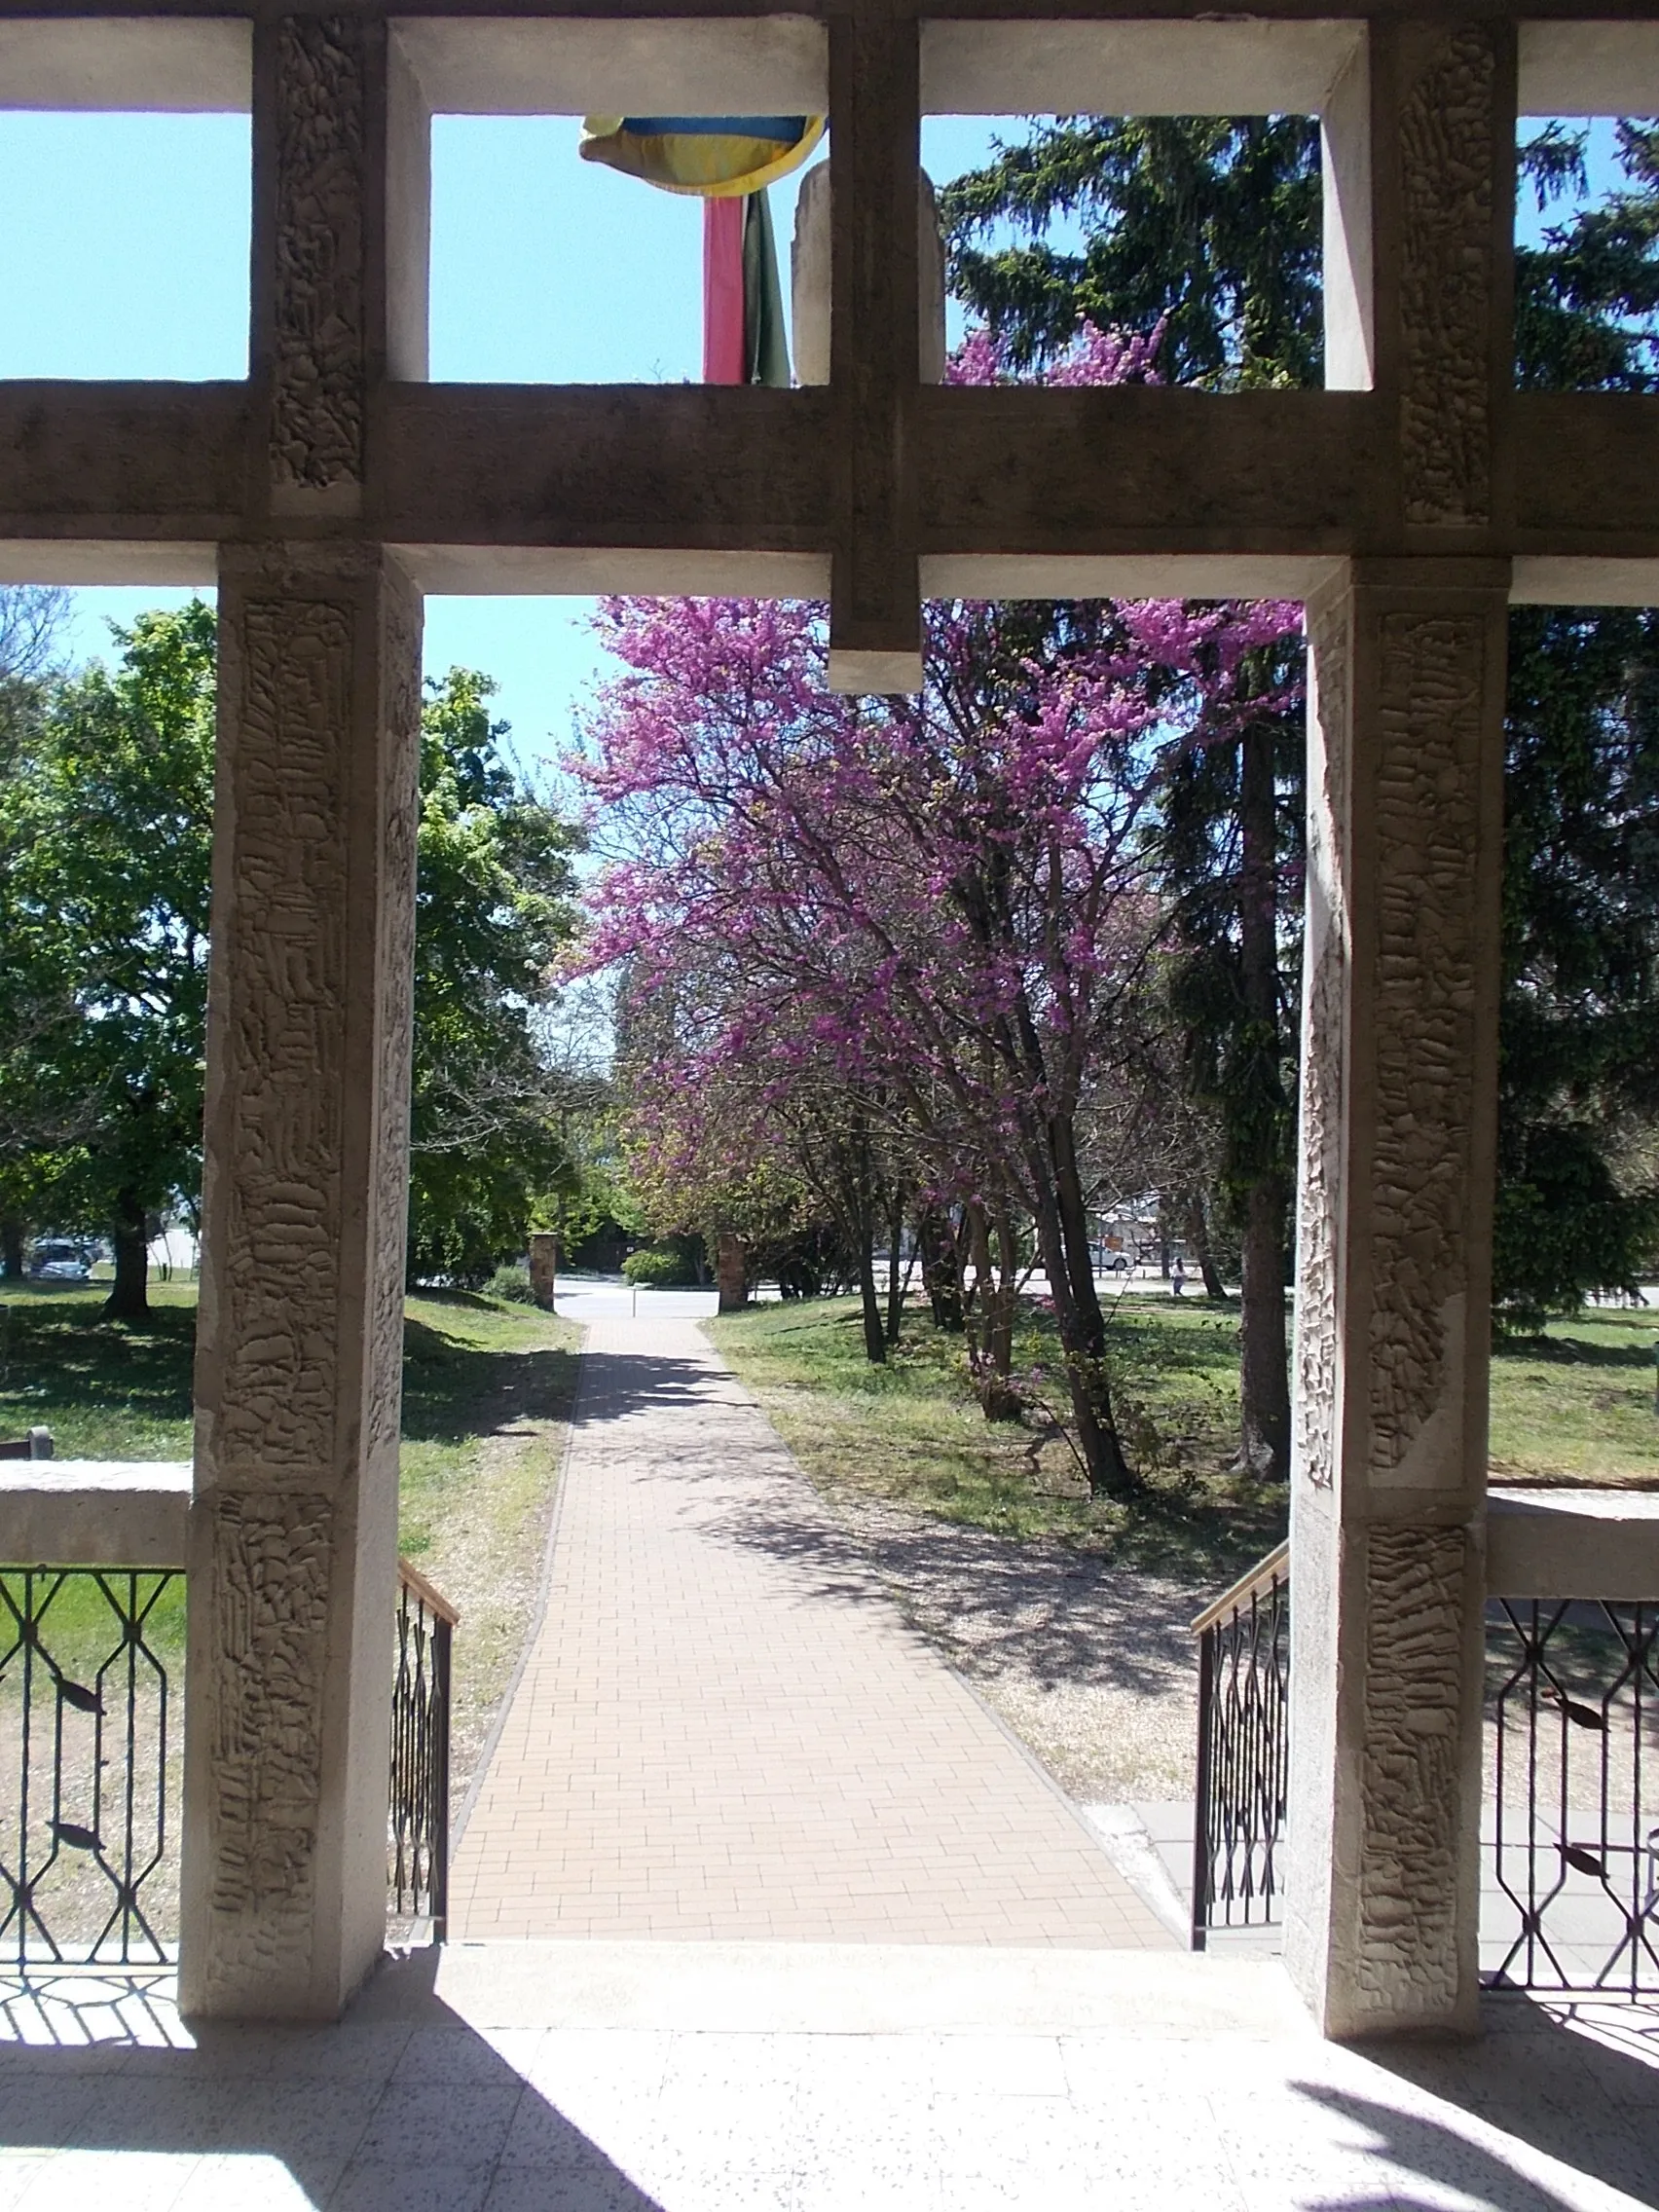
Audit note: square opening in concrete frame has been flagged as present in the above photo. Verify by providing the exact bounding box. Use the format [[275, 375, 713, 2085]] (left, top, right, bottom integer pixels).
[[0, 18, 251, 383], [402, 14, 827, 386]]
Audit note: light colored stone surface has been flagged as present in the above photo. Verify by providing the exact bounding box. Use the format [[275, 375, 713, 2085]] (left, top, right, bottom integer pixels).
[[1488, 1488, 1659, 1600], [0, 1949, 1654, 2210], [0, 1462, 188, 1567], [182, 543, 422, 2022], [451, 1318, 1167, 1948]]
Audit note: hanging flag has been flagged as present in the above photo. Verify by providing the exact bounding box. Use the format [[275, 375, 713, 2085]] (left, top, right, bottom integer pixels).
[[701, 192, 792, 387], [583, 115, 810, 387], [703, 196, 746, 384], [579, 114, 824, 198]]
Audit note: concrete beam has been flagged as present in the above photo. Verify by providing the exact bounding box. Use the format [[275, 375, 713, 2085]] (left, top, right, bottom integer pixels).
[[916, 387, 1378, 556], [0, 384, 247, 546], [920, 18, 1363, 117], [1488, 1487, 1659, 1603], [0, 16, 248, 110], [0, 1461, 189, 1568], [404, 544, 827, 594], [396, 13, 826, 116], [6, 383, 1659, 592], [373, 382, 831, 547], [1519, 19, 1659, 115]]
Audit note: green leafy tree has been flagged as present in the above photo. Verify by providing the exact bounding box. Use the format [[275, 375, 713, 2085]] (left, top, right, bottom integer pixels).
[[0, 604, 215, 1318], [0, 629, 587, 1312], [406, 669, 586, 1284]]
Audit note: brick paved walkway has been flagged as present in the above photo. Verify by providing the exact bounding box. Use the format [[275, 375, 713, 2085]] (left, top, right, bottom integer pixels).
[[450, 1317, 1169, 1946]]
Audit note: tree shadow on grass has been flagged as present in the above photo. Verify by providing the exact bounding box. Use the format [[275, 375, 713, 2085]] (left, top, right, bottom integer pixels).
[[400, 1318, 578, 1447], [1493, 1331, 1658, 1372], [0, 1296, 196, 1440]]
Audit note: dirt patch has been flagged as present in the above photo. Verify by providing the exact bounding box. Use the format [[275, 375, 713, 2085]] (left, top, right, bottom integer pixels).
[[822, 1486, 1210, 1802]]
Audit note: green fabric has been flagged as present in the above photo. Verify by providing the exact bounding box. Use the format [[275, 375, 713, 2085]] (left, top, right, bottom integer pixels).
[[743, 189, 792, 388]]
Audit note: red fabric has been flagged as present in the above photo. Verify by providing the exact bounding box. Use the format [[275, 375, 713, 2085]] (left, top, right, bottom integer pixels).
[[702, 197, 747, 385]]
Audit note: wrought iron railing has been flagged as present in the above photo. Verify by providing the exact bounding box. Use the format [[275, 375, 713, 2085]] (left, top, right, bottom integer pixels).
[[0, 1567, 182, 1969], [1485, 1598, 1659, 1999], [388, 1558, 457, 1941], [2, 1554, 458, 1964], [1191, 1541, 1290, 1949]]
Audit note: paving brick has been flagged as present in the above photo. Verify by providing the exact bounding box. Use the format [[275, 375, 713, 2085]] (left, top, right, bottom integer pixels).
[[451, 1317, 1169, 1948]]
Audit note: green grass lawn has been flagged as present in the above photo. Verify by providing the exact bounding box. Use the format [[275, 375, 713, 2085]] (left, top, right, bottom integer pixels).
[[711, 1290, 1659, 1573], [709, 1292, 1288, 1581], [0, 1279, 580, 1807], [1489, 1306, 1659, 1486]]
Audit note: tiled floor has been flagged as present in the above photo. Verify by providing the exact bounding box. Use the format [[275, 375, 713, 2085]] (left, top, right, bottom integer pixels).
[[1, 1944, 1655, 2210], [450, 1317, 1165, 1946]]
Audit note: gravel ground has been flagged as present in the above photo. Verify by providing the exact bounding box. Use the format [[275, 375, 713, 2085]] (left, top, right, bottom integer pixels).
[[823, 1487, 1211, 1803]]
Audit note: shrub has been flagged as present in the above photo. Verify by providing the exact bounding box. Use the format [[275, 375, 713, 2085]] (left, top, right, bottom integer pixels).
[[621, 1247, 692, 1288], [487, 1263, 537, 1305]]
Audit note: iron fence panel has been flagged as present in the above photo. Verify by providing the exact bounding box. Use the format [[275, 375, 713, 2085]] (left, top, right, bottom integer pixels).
[[0, 1567, 181, 1969]]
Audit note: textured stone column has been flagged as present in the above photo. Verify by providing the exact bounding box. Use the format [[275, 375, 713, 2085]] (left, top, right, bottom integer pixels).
[[178, 13, 427, 2019], [180, 543, 422, 2019], [1287, 561, 1507, 2038], [1287, 17, 1515, 2039]]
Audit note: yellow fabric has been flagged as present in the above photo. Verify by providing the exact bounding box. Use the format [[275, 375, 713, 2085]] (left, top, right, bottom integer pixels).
[[579, 115, 825, 199]]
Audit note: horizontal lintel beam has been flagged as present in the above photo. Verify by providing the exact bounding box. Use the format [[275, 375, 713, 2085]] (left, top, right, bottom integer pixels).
[[6, 382, 1659, 584]]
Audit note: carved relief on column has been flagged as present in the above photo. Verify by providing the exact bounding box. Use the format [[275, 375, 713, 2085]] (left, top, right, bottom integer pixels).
[[1294, 590, 1349, 1492], [216, 595, 354, 1473], [1354, 1522, 1468, 2016], [1397, 25, 1496, 527], [205, 1490, 334, 1984], [1369, 613, 1485, 1482], [271, 15, 367, 497], [365, 571, 422, 1467]]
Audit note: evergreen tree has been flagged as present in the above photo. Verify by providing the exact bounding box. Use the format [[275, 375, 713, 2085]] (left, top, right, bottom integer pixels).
[[940, 113, 1659, 1367], [940, 116, 1321, 386]]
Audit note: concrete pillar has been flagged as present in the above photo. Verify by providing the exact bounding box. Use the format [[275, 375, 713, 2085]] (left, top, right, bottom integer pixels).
[[1287, 18, 1515, 2039], [826, 0, 922, 693], [1287, 562, 1507, 2039], [179, 15, 427, 2020], [528, 1231, 558, 1310], [181, 544, 422, 2019], [790, 164, 947, 389]]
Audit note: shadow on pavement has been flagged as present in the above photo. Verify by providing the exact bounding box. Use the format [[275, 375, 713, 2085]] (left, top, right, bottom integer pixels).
[[0, 1960, 664, 2210]]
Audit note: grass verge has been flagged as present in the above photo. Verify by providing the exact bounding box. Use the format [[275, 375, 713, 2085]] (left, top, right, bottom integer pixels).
[[1489, 1306, 1659, 1486], [710, 1291, 1659, 1572], [708, 1292, 1287, 1583]]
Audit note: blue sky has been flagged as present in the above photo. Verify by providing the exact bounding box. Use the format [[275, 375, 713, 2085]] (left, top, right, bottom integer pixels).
[[0, 106, 1634, 766]]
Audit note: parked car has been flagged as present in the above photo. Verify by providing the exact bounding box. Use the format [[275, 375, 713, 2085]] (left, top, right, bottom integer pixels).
[[28, 1239, 92, 1282], [1100, 1250, 1132, 1273]]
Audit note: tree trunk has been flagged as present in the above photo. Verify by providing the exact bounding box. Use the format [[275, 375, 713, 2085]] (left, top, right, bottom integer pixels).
[[0, 1218, 23, 1281], [1028, 1172, 1136, 1496], [1235, 714, 1291, 1478], [855, 1215, 886, 1364], [104, 1198, 149, 1321], [918, 1208, 964, 1331], [1028, 1132, 1137, 1496], [1238, 1175, 1291, 1477], [965, 1201, 1020, 1418], [1189, 1192, 1227, 1301], [884, 1191, 906, 1348]]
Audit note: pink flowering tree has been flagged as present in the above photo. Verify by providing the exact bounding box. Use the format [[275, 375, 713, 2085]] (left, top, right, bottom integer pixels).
[[573, 322, 1300, 1496]]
